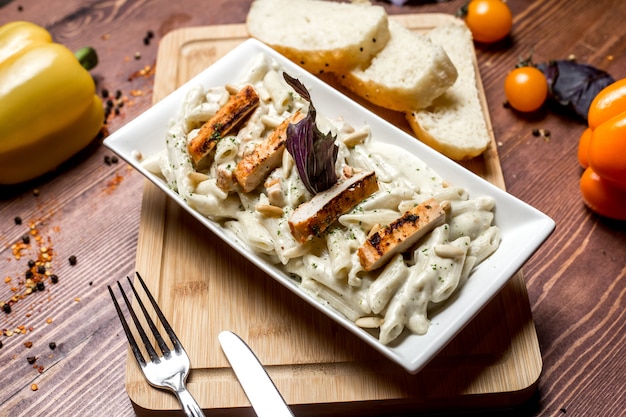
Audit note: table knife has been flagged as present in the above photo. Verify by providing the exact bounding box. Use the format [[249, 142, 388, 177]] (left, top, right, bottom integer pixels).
[[218, 331, 294, 417]]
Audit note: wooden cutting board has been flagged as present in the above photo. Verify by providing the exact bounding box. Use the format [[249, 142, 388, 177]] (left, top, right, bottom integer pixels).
[[127, 13, 542, 416]]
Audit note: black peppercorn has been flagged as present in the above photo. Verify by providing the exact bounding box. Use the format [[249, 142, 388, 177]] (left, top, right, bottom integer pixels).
[[49, 342, 56, 350], [28, 259, 36, 268], [36, 281, 45, 291], [25, 270, 34, 279], [1, 303, 9, 314], [68, 255, 77, 266], [37, 265, 46, 274], [14, 216, 22, 225], [27, 356, 37, 365], [50, 274, 59, 284], [22, 235, 30, 244]]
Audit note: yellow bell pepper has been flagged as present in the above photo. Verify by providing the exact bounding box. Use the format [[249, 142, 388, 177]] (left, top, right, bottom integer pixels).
[[0, 21, 104, 185]]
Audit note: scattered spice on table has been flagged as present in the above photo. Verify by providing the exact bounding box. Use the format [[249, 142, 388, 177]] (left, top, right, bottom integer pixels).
[[104, 155, 120, 166], [143, 30, 155, 46], [128, 63, 156, 81], [106, 173, 125, 193], [532, 128, 552, 141]]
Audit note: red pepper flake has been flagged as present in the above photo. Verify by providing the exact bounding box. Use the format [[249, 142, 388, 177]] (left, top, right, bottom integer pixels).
[[105, 173, 124, 193], [128, 63, 156, 81], [24, 341, 33, 349]]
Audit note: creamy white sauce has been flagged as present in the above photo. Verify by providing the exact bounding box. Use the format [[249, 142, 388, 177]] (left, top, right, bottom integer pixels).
[[144, 54, 500, 344]]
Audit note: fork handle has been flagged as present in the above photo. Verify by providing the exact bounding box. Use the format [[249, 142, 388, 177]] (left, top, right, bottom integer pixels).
[[175, 388, 205, 417]]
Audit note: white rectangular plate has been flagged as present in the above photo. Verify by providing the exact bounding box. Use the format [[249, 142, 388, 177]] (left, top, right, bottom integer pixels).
[[104, 38, 554, 374]]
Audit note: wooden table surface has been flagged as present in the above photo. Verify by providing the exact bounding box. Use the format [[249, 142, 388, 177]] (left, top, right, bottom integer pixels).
[[1, 0, 624, 416]]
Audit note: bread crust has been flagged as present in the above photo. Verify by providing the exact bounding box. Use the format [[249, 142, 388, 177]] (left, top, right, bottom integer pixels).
[[338, 20, 458, 112], [246, 0, 391, 74]]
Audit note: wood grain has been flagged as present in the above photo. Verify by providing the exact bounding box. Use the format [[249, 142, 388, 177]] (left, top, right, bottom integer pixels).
[[0, 1, 624, 416]]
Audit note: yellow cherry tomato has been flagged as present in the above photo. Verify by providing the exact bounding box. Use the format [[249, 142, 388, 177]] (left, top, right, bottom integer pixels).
[[463, 0, 513, 44], [504, 66, 548, 112]]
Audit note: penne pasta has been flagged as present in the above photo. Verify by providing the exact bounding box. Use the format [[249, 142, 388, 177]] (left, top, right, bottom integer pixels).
[[146, 52, 501, 345]]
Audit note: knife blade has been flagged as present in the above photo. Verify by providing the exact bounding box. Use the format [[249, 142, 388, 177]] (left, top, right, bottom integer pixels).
[[218, 331, 294, 417]]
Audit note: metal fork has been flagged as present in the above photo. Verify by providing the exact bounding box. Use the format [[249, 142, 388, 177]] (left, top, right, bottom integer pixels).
[[108, 272, 205, 417]]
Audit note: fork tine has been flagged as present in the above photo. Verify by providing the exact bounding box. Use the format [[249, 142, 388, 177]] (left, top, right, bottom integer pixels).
[[116, 280, 161, 363], [133, 272, 183, 354], [108, 284, 146, 367], [126, 277, 170, 358]]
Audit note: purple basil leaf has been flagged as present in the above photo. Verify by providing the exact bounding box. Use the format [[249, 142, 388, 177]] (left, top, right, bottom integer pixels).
[[537, 60, 615, 121], [283, 73, 338, 194]]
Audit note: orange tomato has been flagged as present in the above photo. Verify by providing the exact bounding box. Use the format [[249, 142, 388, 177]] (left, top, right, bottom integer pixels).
[[577, 127, 592, 168], [587, 110, 626, 188], [463, 0, 513, 44], [588, 78, 626, 129], [580, 167, 626, 221], [504, 66, 548, 112]]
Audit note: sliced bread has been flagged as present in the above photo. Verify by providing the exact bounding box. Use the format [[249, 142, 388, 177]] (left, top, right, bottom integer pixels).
[[337, 19, 458, 112], [406, 22, 492, 160], [246, 0, 390, 74]]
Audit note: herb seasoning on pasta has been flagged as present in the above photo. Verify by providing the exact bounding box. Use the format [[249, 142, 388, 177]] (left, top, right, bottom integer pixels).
[[142, 53, 501, 344]]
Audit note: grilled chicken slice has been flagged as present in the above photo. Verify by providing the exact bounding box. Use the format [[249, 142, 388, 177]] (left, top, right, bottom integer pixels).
[[234, 111, 304, 192], [187, 84, 260, 164], [358, 198, 446, 271], [289, 170, 379, 243]]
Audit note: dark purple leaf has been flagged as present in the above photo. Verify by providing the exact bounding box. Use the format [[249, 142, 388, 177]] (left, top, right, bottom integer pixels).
[[283, 73, 338, 194], [537, 60, 615, 121]]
